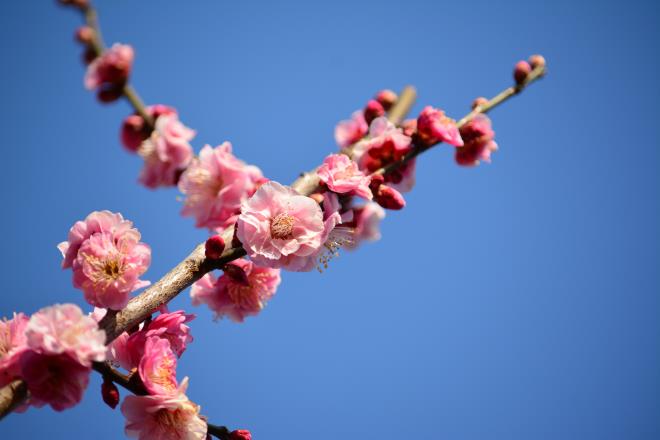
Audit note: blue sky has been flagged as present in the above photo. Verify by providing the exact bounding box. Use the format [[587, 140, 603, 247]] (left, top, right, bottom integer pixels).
[[1, 0, 659, 439]]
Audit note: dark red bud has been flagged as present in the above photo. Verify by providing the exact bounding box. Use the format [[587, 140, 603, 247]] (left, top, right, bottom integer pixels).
[[97, 86, 124, 103], [513, 60, 532, 85], [82, 47, 97, 65], [223, 263, 250, 286], [101, 377, 120, 409], [375, 89, 397, 111], [528, 54, 546, 70], [120, 114, 148, 153], [229, 429, 252, 440], [375, 184, 406, 210], [369, 173, 385, 194], [363, 99, 385, 125], [205, 235, 226, 260]]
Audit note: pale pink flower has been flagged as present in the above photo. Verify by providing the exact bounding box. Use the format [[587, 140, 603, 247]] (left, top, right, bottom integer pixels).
[[107, 330, 141, 371], [122, 379, 207, 440], [25, 303, 106, 367], [84, 43, 134, 90], [143, 311, 195, 358], [139, 337, 178, 396], [0, 313, 29, 387], [20, 351, 92, 412], [237, 181, 329, 271], [352, 117, 416, 192], [317, 154, 372, 200], [334, 110, 368, 148], [345, 202, 386, 249], [138, 113, 195, 189], [191, 259, 281, 322], [416, 106, 464, 147], [179, 143, 264, 231], [455, 114, 498, 166]]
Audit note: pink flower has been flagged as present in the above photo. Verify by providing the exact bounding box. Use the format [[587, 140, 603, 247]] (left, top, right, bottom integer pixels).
[[317, 154, 372, 200], [59, 211, 151, 310], [107, 330, 141, 371], [20, 351, 92, 412], [191, 259, 281, 322], [352, 117, 416, 192], [138, 113, 195, 189], [416, 106, 464, 147], [84, 43, 134, 98], [237, 181, 329, 271], [455, 114, 498, 166], [121, 105, 177, 153], [139, 337, 178, 396], [334, 110, 368, 148], [143, 311, 195, 358], [345, 202, 386, 249], [0, 313, 29, 387], [179, 143, 264, 231], [25, 304, 106, 367], [122, 379, 207, 440]]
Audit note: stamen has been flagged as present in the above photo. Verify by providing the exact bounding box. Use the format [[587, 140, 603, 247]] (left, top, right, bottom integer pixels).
[[270, 212, 295, 239]]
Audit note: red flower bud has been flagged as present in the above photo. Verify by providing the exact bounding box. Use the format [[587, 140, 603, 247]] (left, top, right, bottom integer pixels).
[[229, 429, 252, 440], [375, 89, 397, 111], [205, 235, 226, 260], [363, 99, 385, 125], [97, 86, 124, 103], [369, 173, 385, 194], [471, 97, 488, 110], [528, 54, 546, 70], [75, 26, 95, 45], [513, 60, 532, 85], [82, 47, 97, 65], [101, 377, 120, 409], [375, 184, 405, 210], [120, 114, 148, 153]]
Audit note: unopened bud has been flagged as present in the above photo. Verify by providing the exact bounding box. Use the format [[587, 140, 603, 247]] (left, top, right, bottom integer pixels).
[[375, 89, 397, 111], [369, 173, 385, 194], [82, 47, 97, 65], [363, 99, 385, 125], [471, 97, 488, 110], [120, 114, 148, 153], [58, 0, 89, 9], [97, 86, 124, 103], [75, 26, 95, 45], [375, 184, 405, 210], [229, 430, 252, 440], [513, 60, 532, 85], [528, 54, 546, 70], [223, 263, 250, 286], [205, 235, 226, 260], [101, 377, 120, 409]]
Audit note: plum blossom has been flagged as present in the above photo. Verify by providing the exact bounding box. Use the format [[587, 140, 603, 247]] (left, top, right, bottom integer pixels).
[[139, 337, 179, 396], [317, 154, 372, 200], [191, 259, 281, 322], [122, 378, 207, 440], [58, 211, 151, 310], [179, 143, 264, 231], [345, 202, 386, 249], [84, 43, 134, 102], [352, 117, 416, 193], [455, 114, 498, 166], [0, 313, 29, 387], [237, 181, 348, 271], [138, 113, 195, 188], [334, 110, 368, 148], [416, 106, 464, 147], [121, 105, 177, 153]]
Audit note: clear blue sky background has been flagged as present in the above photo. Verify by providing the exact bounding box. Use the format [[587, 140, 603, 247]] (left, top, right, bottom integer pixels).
[[1, 0, 659, 439]]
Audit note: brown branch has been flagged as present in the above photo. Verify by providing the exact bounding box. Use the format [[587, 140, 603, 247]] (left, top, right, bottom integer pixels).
[[0, 380, 27, 422]]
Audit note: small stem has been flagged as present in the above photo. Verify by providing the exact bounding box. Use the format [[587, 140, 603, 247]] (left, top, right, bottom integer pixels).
[[387, 85, 417, 125]]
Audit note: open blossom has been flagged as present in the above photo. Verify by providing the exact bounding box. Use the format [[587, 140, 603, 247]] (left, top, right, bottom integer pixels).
[[179, 143, 264, 231], [317, 154, 372, 200], [191, 259, 281, 322], [334, 110, 368, 148], [455, 114, 497, 166], [143, 311, 195, 358], [352, 117, 416, 193], [84, 43, 134, 98], [345, 202, 386, 249], [122, 379, 207, 440], [138, 113, 195, 188], [416, 106, 464, 147], [139, 337, 179, 396], [0, 313, 29, 387], [59, 211, 151, 310], [237, 181, 340, 271], [121, 104, 177, 152]]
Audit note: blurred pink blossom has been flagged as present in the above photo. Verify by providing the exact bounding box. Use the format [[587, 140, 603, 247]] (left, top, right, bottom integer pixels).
[[317, 154, 372, 200], [0, 313, 29, 387], [416, 106, 464, 147], [455, 114, 497, 166], [334, 110, 368, 148]]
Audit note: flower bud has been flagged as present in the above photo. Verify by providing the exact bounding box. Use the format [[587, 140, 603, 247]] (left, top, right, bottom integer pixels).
[[528, 54, 546, 70], [375, 89, 397, 111], [513, 60, 532, 85], [82, 47, 97, 65], [58, 0, 89, 9], [375, 184, 405, 210], [121, 114, 148, 153], [471, 97, 488, 110], [363, 99, 385, 125], [205, 235, 226, 260], [75, 26, 95, 45], [229, 430, 252, 440], [97, 86, 124, 103], [101, 377, 120, 409], [369, 173, 385, 194]]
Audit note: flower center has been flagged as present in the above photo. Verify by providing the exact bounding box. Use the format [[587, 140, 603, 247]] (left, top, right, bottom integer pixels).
[[270, 212, 295, 240]]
